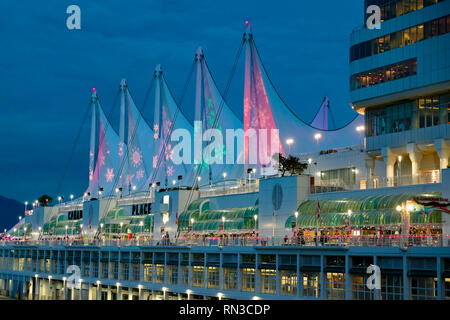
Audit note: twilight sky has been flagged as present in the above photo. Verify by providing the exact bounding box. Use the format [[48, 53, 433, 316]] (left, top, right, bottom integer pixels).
[[0, 0, 364, 202]]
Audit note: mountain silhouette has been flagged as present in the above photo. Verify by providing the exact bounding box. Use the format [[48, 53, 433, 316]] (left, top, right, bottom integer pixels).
[[0, 195, 22, 231]]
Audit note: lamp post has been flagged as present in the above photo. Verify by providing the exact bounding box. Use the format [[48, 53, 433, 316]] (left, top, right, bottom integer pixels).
[[314, 133, 322, 145], [24, 227, 27, 241], [222, 172, 227, 190], [356, 125, 365, 151], [139, 221, 144, 243], [294, 211, 299, 244], [286, 138, 294, 155], [80, 224, 83, 241], [58, 196, 62, 206], [65, 225, 68, 242], [70, 194, 74, 202], [190, 218, 195, 238], [397, 155, 402, 185], [197, 176, 201, 188], [120, 222, 123, 242], [222, 216, 225, 233], [100, 223, 104, 241], [24, 201, 28, 215]]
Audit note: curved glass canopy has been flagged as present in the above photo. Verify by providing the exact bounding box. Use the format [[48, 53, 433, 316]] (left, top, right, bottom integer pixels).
[[285, 192, 443, 229]]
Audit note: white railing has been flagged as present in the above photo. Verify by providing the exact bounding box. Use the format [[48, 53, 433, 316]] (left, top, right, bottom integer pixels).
[[312, 171, 441, 194], [199, 179, 259, 198], [1, 235, 447, 248]]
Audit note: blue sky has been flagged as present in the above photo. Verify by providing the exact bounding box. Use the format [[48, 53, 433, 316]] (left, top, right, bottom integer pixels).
[[0, 0, 364, 202]]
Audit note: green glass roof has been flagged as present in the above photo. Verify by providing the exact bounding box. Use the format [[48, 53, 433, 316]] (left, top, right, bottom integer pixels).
[[285, 192, 443, 228], [178, 199, 258, 233]]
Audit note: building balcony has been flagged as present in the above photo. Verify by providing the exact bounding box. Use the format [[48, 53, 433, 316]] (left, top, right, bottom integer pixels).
[[366, 123, 450, 151], [312, 171, 441, 194]]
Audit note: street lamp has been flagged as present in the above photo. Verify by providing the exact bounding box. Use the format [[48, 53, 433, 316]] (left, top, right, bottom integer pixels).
[[222, 172, 227, 189], [356, 125, 365, 151], [58, 196, 63, 206], [65, 225, 68, 241], [139, 221, 144, 241], [294, 211, 299, 241], [397, 155, 402, 184], [222, 216, 226, 232], [162, 287, 168, 300], [24, 201, 28, 215], [186, 289, 192, 300], [286, 138, 294, 155], [70, 194, 74, 201], [190, 218, 195, 235], [100, 223, 104, 241], [314, 133, 322, 145]]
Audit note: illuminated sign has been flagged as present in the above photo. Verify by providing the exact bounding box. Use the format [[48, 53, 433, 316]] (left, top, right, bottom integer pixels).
[[132, 203, 151, 216], [68, 210, 83, 220]]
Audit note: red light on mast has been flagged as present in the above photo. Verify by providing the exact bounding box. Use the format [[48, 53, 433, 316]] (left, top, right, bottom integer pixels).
[[245, 21, 251, 27], [92, 87, 96, 92]]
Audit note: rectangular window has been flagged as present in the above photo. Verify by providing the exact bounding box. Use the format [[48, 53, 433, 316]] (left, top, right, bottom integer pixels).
[[131, 264, 140, 281], [109, 262, 118, 280], [181, 266, 189, 286], [280, 270, 297, 295], [83, 261, 90, 277], [101, 262, 108, 279], [168, 265, 178, 285], [92, 262, 98, 278], [351, 14, 449, 61], [326, 273, 345, 299], [409, 277, 438, 300], [351, 59, 417, 90], [381, 275, 403, 300], [241, 268, 255, 292], [260, 269, 277, 294], [120, 263, 129, 281], [143, 264, 153, 282], [223, 268, 238, 290], [352, 275, 375, 300], [207, 267, 219, 289], [155, 264, 165, 283], [444, 278, 450, 300], [303, 272, 320, 298], [192, 266, 204, 287]]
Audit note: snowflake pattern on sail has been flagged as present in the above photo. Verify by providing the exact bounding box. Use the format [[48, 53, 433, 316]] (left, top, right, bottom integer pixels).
[[131, 147, 143, 167], [136, 169, 144, 180], [105, 168, 115, 182]]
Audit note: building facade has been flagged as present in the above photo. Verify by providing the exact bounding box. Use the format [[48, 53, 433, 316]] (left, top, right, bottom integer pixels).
[[1, 0, 449, 301]]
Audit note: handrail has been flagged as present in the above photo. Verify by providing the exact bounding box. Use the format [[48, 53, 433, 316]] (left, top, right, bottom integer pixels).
[[1, 235, 447, 248]]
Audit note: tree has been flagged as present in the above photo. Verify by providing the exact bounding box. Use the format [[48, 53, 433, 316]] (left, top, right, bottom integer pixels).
[[38, 195, 53, 207], [273, 153, 308, 177]]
